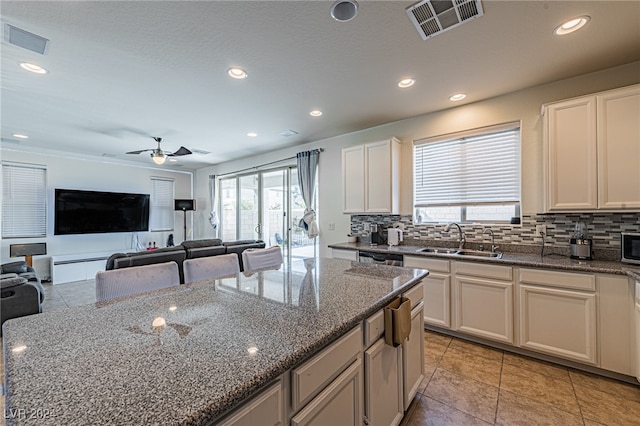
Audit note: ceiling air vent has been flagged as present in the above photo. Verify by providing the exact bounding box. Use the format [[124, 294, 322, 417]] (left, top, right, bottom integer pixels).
[[406, 0, 483, 40], [5, 24, 49, 55]]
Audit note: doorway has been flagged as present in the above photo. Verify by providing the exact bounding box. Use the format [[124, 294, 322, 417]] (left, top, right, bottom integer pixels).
[[218, 167, 317, 262]]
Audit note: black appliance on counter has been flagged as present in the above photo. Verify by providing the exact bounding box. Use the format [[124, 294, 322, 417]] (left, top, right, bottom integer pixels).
[[369, 223, 383, 245]]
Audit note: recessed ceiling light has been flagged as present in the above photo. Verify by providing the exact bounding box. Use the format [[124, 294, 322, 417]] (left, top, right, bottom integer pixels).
[[309, 110, 323, 117], [449, 93, 466, 101], [12, 133, 29, 139], [397, 78, 415, 88], [19, 62, 47, 74], [228, 67, 248, 79], [247, 132, 258, 137], [554, 16, 590, 35]]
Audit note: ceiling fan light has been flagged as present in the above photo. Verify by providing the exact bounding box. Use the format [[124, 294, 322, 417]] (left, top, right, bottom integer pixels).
[[151, 152, 166, 165]]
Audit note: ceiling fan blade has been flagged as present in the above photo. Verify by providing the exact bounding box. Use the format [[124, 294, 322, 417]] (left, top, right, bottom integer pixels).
[[126, 149, 152, 155], [168, 146, 192, 156]]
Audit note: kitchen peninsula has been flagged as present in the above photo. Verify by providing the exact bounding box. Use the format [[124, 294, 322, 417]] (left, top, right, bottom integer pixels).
[[3, 258, 428, 425]]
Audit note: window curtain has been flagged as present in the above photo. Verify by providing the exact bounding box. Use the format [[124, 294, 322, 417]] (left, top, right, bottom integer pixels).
[[209, 175, 219, 238], [296, 149, 320, 238]]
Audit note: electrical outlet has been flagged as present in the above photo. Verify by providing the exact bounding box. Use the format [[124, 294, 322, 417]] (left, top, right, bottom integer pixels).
[[536, 224, 546, 235], [328, 222, 335, 231]]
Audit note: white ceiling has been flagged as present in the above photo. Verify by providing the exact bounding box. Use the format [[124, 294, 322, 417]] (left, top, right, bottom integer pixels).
[[1, 1, 639, 170]]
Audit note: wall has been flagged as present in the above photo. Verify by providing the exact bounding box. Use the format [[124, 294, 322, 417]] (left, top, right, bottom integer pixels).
[[1, 150, 193, 279], [193, 62, 640, 258]]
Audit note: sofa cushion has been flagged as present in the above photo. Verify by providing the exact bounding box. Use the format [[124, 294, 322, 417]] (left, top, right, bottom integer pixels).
[[223, 240, 263, 247], [181, 239, 225, 259], [1, 276, 28, 290], [1, 261, 30, 274], [111, 248, 187, 283]]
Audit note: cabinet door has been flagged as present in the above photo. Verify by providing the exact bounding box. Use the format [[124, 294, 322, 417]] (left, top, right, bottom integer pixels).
[[342, 145, 365, 213], [454, 275, 513, 344], [598, 274, 634, 375], [403, 303, 425, 410], [365, 140, 396, 213], [291, 359, 363, 426], [518, 284, 597, 364], [364, 339, 403, 426], [422, 273, 451, 328], [597, 85, 640, 209], [544, 97, 598, 210]]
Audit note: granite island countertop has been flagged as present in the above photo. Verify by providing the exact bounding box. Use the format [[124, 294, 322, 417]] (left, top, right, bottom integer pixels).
[[329, 242, 640, 277], [2, 258, 427, 425]]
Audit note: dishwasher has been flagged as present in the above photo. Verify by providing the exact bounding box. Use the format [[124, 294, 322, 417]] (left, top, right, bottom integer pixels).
[[357, 250, 403, 266]]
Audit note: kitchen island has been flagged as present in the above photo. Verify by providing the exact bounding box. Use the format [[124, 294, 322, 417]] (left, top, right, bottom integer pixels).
[[3, 257, 427, 425]]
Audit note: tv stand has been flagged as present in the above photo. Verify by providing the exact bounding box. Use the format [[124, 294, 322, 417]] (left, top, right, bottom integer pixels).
[[50, 249, 129, 285]]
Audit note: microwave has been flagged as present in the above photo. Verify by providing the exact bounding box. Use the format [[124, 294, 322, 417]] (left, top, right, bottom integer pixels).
[[621, 233, 640, 265]]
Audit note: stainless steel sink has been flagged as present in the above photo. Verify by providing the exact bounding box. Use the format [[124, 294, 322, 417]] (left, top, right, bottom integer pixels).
[[417, 247, 458, 254], [456, 250, 503, 258], [417, 247, 503, 258]]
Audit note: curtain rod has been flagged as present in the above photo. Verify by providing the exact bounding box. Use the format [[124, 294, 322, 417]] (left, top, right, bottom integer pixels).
[[214, 148, 323, 178]]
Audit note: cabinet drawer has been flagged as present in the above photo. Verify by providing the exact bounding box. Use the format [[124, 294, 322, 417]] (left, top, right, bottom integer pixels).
[[292, 325, 362, 411], [519, 268, 595, 291], [455, 261, 512, 281], [364, 310, 384, 348], [403, 282, 424, 309], [218, 381, 283, 426], [404, 256, 450, 273]]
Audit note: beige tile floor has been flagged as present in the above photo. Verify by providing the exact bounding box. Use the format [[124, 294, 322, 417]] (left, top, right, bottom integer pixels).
[[3, 280, 640, 425], [402, 330, 640, 426]]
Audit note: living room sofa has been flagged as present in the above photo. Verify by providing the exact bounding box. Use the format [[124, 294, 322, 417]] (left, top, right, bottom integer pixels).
[[1, 261, 45, 334], [105, 239, 265, 283]]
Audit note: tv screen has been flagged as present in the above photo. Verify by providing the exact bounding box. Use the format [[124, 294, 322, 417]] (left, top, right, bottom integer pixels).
[[54, 189, 150, 235]]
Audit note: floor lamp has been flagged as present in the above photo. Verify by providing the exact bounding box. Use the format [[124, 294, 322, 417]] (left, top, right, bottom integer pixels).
[[10, 243, 47, 267], [174, 199, 196, 242]]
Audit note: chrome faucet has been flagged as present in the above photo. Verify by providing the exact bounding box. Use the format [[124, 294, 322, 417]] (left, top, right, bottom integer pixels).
[[483, 228, 499, 253], [444, 222, 466, 250]]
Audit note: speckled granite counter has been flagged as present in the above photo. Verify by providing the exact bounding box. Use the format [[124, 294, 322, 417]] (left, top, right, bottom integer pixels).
[[329, 242, 640, 277], [2, 258, 427, 425]]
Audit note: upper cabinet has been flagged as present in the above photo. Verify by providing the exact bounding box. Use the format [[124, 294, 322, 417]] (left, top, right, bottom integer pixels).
[[342, 138, 401, 214], [543, 84, 640, 212]]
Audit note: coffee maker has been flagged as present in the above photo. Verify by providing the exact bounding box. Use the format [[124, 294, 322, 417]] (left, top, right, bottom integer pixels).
[[369, 223, 382, 246], [570, 221, 592, 260]]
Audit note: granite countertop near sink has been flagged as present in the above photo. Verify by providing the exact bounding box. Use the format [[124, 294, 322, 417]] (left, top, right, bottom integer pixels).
[[2, 258, 427, 426], [329, 241, 637, 276]]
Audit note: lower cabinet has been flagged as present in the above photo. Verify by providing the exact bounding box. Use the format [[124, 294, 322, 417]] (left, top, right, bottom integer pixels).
[[517, 268, 598, 365], [453, 262, 514, 344], [291, 359, 363, 426], [403, 303, 425, 410], [404, 256, 451, 328], [364, 339, 403, 426], [332, 249, 358, 261]]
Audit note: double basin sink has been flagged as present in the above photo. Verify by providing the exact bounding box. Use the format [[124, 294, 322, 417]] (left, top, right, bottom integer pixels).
[[417, 247, 503, 259]]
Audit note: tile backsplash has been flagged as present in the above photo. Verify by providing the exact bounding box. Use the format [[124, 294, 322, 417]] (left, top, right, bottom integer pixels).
[[350, 213, 639, 258]]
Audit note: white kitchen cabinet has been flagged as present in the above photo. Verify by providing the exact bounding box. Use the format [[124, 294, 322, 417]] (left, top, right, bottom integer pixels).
[[364, 338, 403, 426], [402, 302, 425, 410], [517, 268, 597, 365], [453, 262, 514, 344], [598, 274, 634, 375], [218, 381, 283, 426], [543, 84, 640, 211], [596, 85, 640, 209], [331, 248, 358, 261], [404, 256, 451, 328], [342, 138, 401, 214], [291, 359, 363, 426]]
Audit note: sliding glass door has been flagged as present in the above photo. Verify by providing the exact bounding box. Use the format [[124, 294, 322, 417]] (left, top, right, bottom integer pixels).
[[218, 167, 317, 261]]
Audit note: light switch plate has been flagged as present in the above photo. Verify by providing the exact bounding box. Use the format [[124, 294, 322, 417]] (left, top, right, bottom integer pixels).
[[536, 224, 546, 235]]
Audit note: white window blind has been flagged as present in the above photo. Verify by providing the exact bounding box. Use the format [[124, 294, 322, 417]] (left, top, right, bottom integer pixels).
[[2, 163, 47, 238], [414, 124, 520, 208], [149, 177, 174, 231]]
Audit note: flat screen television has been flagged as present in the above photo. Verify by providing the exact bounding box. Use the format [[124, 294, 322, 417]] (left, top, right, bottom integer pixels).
[[54, 188, 150, 235]]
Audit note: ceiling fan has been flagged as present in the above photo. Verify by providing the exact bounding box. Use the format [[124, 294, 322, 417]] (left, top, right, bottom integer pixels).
[[126, 137, 192, 165]]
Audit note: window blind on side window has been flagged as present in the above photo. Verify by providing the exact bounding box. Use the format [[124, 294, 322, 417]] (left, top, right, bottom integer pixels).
[[414, 125, 520, 207], [2, 163, 47, 238], [150, 177, 174, 231]]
